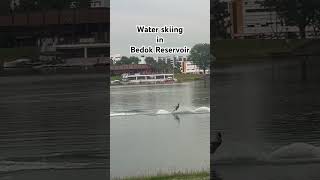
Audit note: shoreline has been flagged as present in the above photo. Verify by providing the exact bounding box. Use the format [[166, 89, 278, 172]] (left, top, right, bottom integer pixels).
[[113, 171, 210, 180], [0, 71, 109, 77], [213, 39, 320, 65], [111, 73, 208, 85], [0, 168, 108, 180]]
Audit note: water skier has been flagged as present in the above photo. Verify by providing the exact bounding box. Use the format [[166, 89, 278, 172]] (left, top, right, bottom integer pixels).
[[211, 132, 222, 154], [173, 103, 180, 112]]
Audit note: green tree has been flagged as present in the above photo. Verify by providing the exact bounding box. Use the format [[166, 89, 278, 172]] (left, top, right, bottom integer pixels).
[[312, 8, 320, 37], [211, 0, 231, 39], [145, 56, 156, 65], [260, 0, 320, 39], [129, 56, 140, 64], [155, 60, 173, 73], [116, 56, 140, 65], [188, 43, 212, 74], [174, 61, 181, 74], [144, 57, 174, 73], [116, 56, 130, 65]]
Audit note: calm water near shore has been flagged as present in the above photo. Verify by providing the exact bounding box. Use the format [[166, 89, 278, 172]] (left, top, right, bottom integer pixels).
[[212, 58, 320, 180], [111, 81, 210, 178], [0, 74, 108, 179]]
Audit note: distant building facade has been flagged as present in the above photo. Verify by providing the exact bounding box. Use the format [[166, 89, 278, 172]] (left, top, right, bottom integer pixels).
[[229, 0, 315, 39], [157, 55, 185, 67], [111, 64, 153, 75], [181, 60, 208, 74], [157, 56, 174, 65], [90, 0, 109, 8], [111, 54, 121, 64], [156, 55, 208, 74], [139, 56, 146, 64], [0, 8, 109, 46], [0, 2, 110, 63]]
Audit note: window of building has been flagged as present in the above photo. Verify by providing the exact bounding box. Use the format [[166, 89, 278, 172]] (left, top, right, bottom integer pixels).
[[156, 75, 164, 79], [137, 76, 146, 80], [128, 77, 136, 80]]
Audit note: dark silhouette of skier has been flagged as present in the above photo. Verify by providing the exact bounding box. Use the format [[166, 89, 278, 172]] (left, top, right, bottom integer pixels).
[[211, 132, 222, 154], [173, 103, 180, 112]]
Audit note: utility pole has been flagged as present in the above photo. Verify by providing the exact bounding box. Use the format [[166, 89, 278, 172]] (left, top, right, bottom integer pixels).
[[172, 56, 175, 80], [70, 1, 77, 44]]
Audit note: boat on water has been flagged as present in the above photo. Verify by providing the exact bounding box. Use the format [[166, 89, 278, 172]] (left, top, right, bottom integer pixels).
[[2, 59, 43, 74], [111, 73, 177, 85]]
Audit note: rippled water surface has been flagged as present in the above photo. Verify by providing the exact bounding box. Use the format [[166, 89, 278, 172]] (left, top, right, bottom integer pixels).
[[212, 59, 320, 180], [111, 81, 210, 178], [0, 74, 108, 176]]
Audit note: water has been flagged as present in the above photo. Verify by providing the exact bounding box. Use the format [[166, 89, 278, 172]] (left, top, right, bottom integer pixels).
[[0, 74, 108, 176], [111, 81, 210, 178], [212, 58, 320, 180]]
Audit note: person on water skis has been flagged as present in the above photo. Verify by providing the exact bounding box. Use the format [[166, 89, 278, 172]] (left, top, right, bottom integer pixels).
[[211, 132, 222, 154], [173, 103, 180, 112]]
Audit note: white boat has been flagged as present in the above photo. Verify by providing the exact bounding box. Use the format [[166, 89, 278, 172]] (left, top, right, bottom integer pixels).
[[3, 59, 32, 68], [120, 73, 177, 85]]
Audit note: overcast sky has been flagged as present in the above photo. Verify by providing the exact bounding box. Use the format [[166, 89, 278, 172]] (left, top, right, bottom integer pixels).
[[111, 0, 210, 57]]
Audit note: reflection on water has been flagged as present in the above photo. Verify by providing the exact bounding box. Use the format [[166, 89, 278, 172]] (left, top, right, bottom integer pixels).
[[111, 81, 210, 178], [212, 58, 320, 180]]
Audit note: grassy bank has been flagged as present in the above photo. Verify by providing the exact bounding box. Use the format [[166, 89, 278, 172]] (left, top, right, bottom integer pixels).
[[213, 39, 310, 64], [0, 47, 39, 64], [110, 74, 205, 83], [111, 75, 121, 81], [113, 171, 209, 180], [174, 73, 204, 83]]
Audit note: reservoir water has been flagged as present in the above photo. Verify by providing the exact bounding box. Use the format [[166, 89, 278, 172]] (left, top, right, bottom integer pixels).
[[212, 58, 320, 180], [111, 81, 210, 178], [0, 74, 108, 179]]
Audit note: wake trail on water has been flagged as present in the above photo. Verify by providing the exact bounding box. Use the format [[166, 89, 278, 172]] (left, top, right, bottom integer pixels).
[[110, 112, 139, 117], [0, 152, 107, 174], [111, 107, 210, 117], [213, 143, 320, 166]]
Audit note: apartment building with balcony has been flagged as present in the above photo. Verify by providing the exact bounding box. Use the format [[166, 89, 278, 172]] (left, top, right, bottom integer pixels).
[[229, 0, 315, 39]]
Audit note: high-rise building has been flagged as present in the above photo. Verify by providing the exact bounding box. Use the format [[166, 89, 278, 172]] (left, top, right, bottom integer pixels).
[[139, 55, 146, 64], [228, 0, 315, 39], [157, 56, 174, 66], [90, 0, 109, 8], [181, 60, 208, 74], [111, 54, 121, 64]]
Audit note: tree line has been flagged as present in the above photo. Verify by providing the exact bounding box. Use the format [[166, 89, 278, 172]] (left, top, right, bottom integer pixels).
[[260, 0, 320, 39], [114, 43, 213, 74], [212, 0, 320, 39], [112, 56, 178, 74]]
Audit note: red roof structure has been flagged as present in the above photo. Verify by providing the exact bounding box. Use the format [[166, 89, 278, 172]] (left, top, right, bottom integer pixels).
[[111, 64, 153, 75]]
